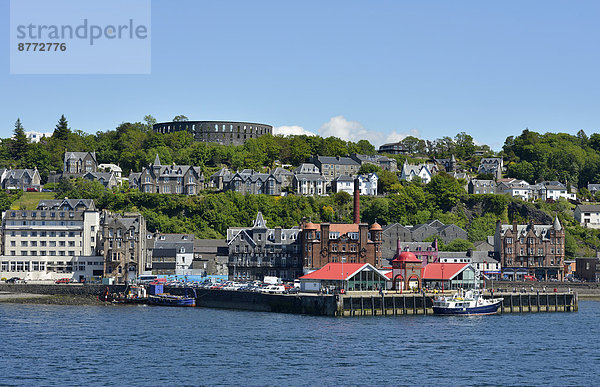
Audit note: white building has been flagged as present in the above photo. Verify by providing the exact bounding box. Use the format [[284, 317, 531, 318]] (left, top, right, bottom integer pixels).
[[400, 161, 436, 184], [0, 199, 101, 282], [496, 179, 532, 200], [24, 131, 52, 143], [333, 174, 378, 196], [98, 163, 123, 181], [358, 173, 378, 196], [574, 205, 600, 229], [534, 181, 576, 201]]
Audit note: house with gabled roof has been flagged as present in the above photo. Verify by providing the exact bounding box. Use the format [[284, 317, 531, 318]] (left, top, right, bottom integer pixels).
[[139, 154, 205, 195], [399, 160, 436, 184], [227, 212, 302, 281], [1, 168, 41, 191], [83, 172, 118, 189], [64, 151, 97, 175]]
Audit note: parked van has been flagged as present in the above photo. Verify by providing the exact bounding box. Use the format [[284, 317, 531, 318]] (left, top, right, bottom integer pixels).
[[262, 285, 285, 294]]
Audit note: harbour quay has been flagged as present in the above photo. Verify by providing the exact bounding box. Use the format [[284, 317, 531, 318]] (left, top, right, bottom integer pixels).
[[0, 284, 578, 316], [339, 291, 578, 317]]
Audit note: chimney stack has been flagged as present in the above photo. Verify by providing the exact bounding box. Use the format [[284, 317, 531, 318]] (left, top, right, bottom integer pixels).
[[353, 178, 360, 224]]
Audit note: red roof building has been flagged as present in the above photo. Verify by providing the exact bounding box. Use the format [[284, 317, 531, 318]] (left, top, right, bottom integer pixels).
[[299, 262, 388, 292], [422, 262, 480, 289], [390, 251, 422, 291]]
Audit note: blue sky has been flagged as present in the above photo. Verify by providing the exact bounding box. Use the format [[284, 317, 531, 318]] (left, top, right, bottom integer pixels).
[[2, 0, 600, 149]]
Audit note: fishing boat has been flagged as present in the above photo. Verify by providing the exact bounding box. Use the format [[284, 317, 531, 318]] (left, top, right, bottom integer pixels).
[[432, 270, 503, 315], [147, 288, 196, 307]]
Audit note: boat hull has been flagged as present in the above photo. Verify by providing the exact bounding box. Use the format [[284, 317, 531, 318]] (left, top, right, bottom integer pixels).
[[147, 295, 196, 307], [433, 300, 502, 316]]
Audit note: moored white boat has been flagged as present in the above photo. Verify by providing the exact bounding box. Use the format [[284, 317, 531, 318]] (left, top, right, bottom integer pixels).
[[432, 269, 503, 315], [432, 289, 503, 315]]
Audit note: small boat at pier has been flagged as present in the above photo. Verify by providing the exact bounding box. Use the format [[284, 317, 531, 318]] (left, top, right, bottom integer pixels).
[[147, 288, 196, 307], [432, 269, 503, 315], [432, 288, 503, 315]]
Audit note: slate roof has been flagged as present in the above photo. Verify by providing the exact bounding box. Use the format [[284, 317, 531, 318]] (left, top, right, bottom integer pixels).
[[37, 199, 95, 211]]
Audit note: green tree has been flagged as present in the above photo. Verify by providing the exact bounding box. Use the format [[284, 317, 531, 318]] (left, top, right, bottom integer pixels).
[[358, 163, 381, 175], [425, 173, 465, 211], [356, 139, 376, 155], [53, 114, 71, 141], [441, 239, 474, 252], [11, 118, 29, 161], [143, 114, 157, 131], [173, 115, 189, 122], [377, 170, 399, 193]]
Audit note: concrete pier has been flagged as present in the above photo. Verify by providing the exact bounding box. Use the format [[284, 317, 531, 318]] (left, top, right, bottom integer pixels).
[[338, 292, 578, 317]]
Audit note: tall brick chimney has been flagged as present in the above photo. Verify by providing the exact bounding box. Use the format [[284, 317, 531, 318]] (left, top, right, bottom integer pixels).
[[353, 178, 360, 224]]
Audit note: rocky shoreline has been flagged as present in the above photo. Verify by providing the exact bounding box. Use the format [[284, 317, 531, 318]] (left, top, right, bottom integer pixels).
[[0, 292, 106, 305]]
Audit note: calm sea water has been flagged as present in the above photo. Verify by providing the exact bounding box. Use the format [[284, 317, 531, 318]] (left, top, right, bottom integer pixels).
[[1, 301, 598, 386]]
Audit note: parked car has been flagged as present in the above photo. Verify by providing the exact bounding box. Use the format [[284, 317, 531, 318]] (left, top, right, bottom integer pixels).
[[6, 277, 23, 284], [26, 188, 38, 192], [54, 278, 71, 284]]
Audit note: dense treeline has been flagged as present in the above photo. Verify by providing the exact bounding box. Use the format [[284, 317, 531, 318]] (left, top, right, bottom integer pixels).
[[503, 128, 600, 188], [6, 115, 497, 182]]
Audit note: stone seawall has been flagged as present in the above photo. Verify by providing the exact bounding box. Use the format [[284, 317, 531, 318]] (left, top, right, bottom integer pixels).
[[0, 284, 127, 296], [0, 284, 340, 316], [167, 287, 339, 316]]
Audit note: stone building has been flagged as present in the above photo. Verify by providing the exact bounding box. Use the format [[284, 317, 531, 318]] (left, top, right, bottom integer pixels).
[[381, 221, 468, 259], [0, 168, 41, 191], [349, 154, 398, 172], [193, 239, 229, 276], [310, 155, 360, 182], [494, 218, 565, 281], [140, 154, 205, 194], [435, 155, 457, 173], [150, 233, 196, 276], [478, 157, 503, 180], [227, 213, 302, 281], [153, 120, 272, 146], [468, 179, 496, 195], [64, 151, 97, 175], [101, 211, 147, 284], [302, 221, 383, 269]]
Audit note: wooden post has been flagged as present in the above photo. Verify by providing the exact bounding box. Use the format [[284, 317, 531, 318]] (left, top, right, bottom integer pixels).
[[403, 294, 406, 315], [510, 294, 514, 313], [381, 295, 385, 316], [371, 296, 375, 316], [350, 296, 353, 316], [546, 293, 549, 312], [519, 293, 522, 313], [423, 293, 427, 315], [361, 296, 364, 316], [555, 293, 558, 312], [393, 295, 397, 315], [413, 293, 417, 315], [528, 294, 531, 312]]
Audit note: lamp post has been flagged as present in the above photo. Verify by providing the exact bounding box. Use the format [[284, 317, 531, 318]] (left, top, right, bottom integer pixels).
[[441, 264, 445, 294], [341, 256, 346, 292]]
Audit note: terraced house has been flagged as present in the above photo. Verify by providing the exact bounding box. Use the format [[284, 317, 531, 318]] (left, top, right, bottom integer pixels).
[[227, 213, 302, 281], [494, 218, 565, 281], [139, 154, 205, 194], [310, 155, 360, 182], [101, 211, 147, 284]]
